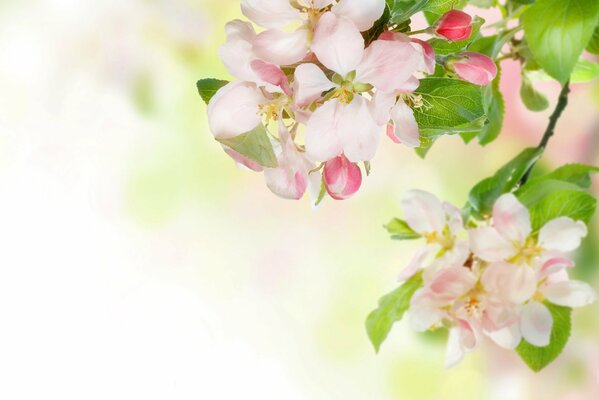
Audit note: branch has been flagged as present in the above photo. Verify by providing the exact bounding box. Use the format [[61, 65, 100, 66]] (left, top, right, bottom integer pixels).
[[519, 81, 571, 185]]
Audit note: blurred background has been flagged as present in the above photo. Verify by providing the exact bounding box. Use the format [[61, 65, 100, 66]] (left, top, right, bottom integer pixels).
[[0, 0, 598, 399]]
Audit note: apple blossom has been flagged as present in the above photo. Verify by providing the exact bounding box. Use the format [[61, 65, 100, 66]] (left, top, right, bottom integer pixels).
[[241, 0, 386, 66], [322, 154, 362, 200], [435, 10, 473, 41], [448, 52, 498, 86]]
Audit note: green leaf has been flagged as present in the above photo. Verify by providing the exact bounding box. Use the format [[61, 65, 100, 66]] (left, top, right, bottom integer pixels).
[[538, 164, 599, 188], [470, 0, 496, 8], [520, 74, 549, 112], [569, 58, 599, 83], [522, 0, 599, 84], [387, 0, 464, 25], [478, 69, 504, 145], [427, 17, 485, 56], [385, 218, 421, 240], [528, 189, 596, 230], [366, 272, 423, 353], [587, 24, 599, 55], [413, 78, 486, 137], [217, 124, 278, 168], [468, 147, 543, 217], [517, 303, 572, 372], [197, 79, 229, 105]]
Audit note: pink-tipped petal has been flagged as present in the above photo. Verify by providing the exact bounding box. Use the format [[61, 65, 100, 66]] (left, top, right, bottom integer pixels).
[[241, 0, 301, 29], [538, 217, 588, 252], [323, 154, 362, 200], [207, 81, 264, 139], [312, 12, 364, 76], [389, 100, 420, 148], [293, 63, 335, 107], [469, 227, 517, 262], [542, 281, 597, 308], [223, 147, 264, 172], [401, 190, 446, 235], [331, 0, 386, 31], [253, 28, 309, 66], [540, 256, 575, 277], [411, 38, 436, 74], [492, 193, 532, 244], [356, 39, 419, 91], [486, 323, 522, 349], [451, 52, 497, 86], [250, 60, 292, 95], [520, 302, 553, 347]]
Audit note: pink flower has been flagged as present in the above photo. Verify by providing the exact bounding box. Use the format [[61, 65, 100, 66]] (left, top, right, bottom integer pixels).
[[469, 193, 588, 264], [397, 190, 470, 281], [323, 154, 362, 200], [264, 120, 316, 200], [298, 12, 423, 162], [241, 0, 386, 66], [435, 10, 473, 41], [449, 52, 497, 86]]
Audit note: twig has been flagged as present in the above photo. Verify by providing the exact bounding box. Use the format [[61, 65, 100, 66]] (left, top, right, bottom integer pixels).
[[519, 82, 571, 185]]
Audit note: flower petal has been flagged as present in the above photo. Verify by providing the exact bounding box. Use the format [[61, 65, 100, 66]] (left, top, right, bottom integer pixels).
[[241, 0, 301, 29], [538, 217, 588, 252], [445, 327, 465, 368], [331, 0, 386, 31], [520, 301, 553, 347], [312, 12, 364, 76], [492, 193, 532, 244], [207, 81, 264, 139], [388, 100, 420, 148], [253, 28, 309, 66], [264, 122, 310, 200], [293, 63, 335, 107], [481, 262, 537, 303], [218, 20, 258, 82], [369, 90, 396, 126], [339, 96, 383, 162], [486, 323, 522, 349], [251, 60, 292, 95], [355, 39, 419, 91], [304, 100, 345, 162], [398, 245, 434, 282], [401, 190, 445, 235], [542, 280, 597, 308], [469, 227, 517, 262]]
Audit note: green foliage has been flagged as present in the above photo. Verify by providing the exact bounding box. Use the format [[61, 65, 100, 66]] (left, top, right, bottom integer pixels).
[[520, 74, 549, 112], [478, 69, 505, 145], [428, 17, 485, 56], [468, 148, 543, 218], [386, 0, 464, 25], [385, 218, 421, 240], [197, 79, 229, 105], [517, 164, 599, 229], [522, 0, 599, 84], [588, 25, 599, 55], [217, 124, 279, 168], [517, 303, 572, 372], [366, 273, 423, 353], [413, 78, 487, 138]]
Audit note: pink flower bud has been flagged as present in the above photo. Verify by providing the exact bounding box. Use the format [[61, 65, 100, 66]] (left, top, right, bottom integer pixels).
[[323, 154, 362, 200], [450, 52, 497, 86], [435, 10, 473, 41]]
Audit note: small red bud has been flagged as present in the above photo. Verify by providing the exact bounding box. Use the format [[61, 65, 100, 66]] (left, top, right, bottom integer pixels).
[[449, 52, 497, 86], [435, 10, 473, 41], [323, 154, 362, 200]]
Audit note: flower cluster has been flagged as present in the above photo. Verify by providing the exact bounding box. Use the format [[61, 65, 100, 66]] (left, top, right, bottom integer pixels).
[[207, 1, 497, 201], [398, 190, 596, 367]]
